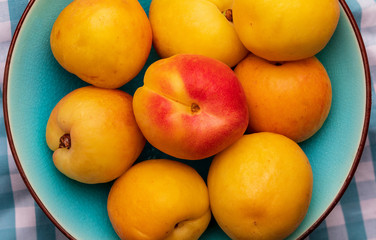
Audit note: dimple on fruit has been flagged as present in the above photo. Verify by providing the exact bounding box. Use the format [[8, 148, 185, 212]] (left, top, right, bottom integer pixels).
[[208, 132, 313, 240]]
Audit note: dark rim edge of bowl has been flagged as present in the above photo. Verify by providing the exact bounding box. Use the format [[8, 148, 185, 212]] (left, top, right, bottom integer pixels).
[[298, 0, 372, 239], [2, 0, 75, 239], [2, 0, 372, 240]]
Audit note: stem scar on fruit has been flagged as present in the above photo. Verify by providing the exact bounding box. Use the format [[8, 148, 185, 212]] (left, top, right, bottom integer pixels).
[[272, 61, 284, 66], [191, 103, 200, 114], [223, 9, 233, 22], [59, 134, 71, 149]]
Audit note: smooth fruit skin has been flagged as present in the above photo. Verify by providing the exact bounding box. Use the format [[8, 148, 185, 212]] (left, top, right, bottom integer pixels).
[[233, 0, 340, 61], [46, 86, 145, 184], [107, 159, 211, 240], [149, 0, 248, 67], [207, 133, 313, 240], [234, 54, 332, 143], [132, 54, 249, 160], [50, 0, 152, 89]]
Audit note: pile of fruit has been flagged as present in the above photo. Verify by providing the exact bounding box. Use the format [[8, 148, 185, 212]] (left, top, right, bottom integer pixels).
[[45, 0, 340, 239]]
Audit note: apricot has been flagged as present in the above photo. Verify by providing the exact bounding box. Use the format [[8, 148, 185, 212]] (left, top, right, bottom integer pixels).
[[234, 54, 332, 142], [233, 0, 340, 61], [149, 0, 248, 67], [50, 0, 152, 88], [107, 159, 211, 240], [208, 133, 313, 240], [46, 86, 145, 183]]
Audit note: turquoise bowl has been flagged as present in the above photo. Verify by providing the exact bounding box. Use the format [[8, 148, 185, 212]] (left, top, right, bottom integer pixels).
[[3, 0, 371, 239]]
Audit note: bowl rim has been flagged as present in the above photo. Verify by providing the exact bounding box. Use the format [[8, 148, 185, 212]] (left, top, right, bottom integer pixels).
[[2, 0, 371, 239], [298, 1, 371, 238]]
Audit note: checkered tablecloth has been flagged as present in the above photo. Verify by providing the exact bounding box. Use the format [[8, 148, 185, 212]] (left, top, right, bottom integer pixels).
[[1, 0, 376, 239]]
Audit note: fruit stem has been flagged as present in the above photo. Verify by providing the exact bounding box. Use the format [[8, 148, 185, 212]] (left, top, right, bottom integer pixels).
[[59, 134, 71, 149], [223, 9, 233, 22]]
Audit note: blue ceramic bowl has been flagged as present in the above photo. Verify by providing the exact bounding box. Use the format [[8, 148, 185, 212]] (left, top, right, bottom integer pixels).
[[3, 0, 371, 239]]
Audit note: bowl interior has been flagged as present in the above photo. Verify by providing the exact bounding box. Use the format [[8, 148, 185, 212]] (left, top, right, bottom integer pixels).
[[5, 0, 369, 239]]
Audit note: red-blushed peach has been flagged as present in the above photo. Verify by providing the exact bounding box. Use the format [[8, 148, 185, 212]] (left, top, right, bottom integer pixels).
[[46, 86, 145, 184], [234, 54, 332, 142], [132, 54, 249, 160]]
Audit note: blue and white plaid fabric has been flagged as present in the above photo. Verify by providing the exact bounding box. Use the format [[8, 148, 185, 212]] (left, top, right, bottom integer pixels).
[[1, 0, 376, 239], [0, 2, 68, 239]]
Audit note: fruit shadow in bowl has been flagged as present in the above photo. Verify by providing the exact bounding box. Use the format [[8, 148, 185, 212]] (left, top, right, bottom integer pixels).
[[3, 0, 370, 239]]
